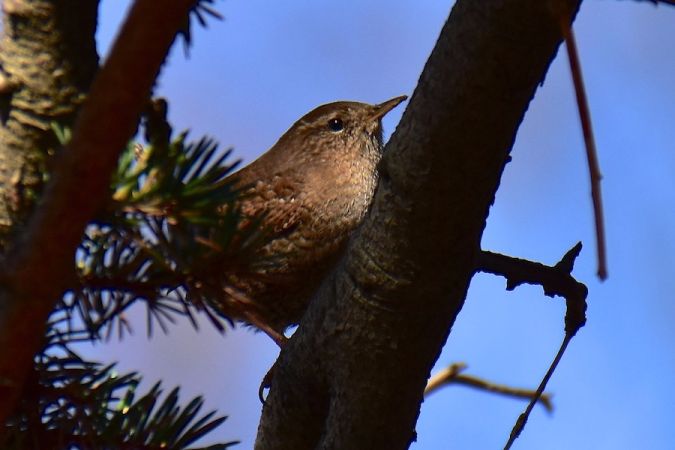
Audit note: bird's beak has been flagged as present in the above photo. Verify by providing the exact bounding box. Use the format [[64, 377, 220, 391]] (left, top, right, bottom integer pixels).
[[370, 95, 408, 121]]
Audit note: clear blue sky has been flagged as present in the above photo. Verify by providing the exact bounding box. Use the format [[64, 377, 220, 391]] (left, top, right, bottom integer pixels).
[[85, 1, 675, 448]]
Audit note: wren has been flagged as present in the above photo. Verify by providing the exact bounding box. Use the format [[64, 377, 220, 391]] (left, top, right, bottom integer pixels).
[[223, 96, 407, 338]]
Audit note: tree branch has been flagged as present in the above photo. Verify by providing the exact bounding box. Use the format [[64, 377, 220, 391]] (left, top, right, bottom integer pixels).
[[255, 1, 583, 449], [0, 0, 197, 430], [424, 362, 554, 412], [476, 243, 587, 336], [0, 0, 99, 241], [476, 244, 588, 448]]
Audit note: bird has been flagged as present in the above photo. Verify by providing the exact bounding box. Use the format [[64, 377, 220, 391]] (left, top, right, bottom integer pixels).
[[220, 96, 407, 342]]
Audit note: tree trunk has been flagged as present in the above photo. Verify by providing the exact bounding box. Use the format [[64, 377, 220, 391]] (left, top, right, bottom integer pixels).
[[0, 0, 197, 429], [255, 0, 582, 449], [0, 0, 99, 242]]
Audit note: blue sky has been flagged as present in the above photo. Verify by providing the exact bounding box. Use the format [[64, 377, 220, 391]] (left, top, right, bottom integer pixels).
[[86, 1, 675, 448]]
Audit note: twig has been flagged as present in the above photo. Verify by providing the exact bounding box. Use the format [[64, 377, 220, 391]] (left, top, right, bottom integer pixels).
[[561, 21, 607, 280], [642, 0, 675, 5], [425, 363, 553, 412], [425, 362, 467, 394], [504, 334, 571, 450], [476, 244, 587, 449], [476, 243, 587, 309]]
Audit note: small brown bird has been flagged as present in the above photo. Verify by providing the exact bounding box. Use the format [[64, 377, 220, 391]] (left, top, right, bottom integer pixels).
[[223, 96, 407, 340]]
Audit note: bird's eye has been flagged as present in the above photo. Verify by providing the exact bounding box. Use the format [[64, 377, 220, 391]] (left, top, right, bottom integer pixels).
[[327, 118, 344, 132]]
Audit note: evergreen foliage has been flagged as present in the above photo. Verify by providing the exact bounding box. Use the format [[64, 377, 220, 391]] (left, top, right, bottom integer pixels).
[[0, 3, 263, 447], [5, 99, 253, 448]]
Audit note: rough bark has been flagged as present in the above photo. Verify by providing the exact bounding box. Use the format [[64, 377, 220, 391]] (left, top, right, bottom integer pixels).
[[0, 0, 197, 429], [255, 1, 582, 449], [0, 0, 99, 243]]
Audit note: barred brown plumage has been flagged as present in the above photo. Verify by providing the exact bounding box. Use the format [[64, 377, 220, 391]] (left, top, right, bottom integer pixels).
[[220, 96, 407, 341]]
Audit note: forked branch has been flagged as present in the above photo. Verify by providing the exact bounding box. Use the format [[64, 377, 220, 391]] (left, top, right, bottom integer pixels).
[[476, 244, 587, 449], [425, 362, 553, 412]]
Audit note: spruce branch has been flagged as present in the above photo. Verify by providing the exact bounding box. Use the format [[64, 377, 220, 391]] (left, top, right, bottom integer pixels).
[[0, 0, 201, 427], [45, 100, 269, 344], [2, 313, 236, 450], [6, 350, 235, 449], [180, 0, 224, 52]]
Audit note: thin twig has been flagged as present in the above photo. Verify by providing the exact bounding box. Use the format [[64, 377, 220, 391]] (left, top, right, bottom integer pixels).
[[562, 23, 607, 280], [643, 0, 675, 5], [504, 334, 572, 450], [425, 363, 553, 412], [425, 362, 467, 394]]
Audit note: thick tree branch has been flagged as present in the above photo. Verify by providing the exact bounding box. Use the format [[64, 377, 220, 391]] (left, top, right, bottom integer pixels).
[[0, 0, 197, 430], [256, 1, 582, 449], [0, 0, 99, 242]]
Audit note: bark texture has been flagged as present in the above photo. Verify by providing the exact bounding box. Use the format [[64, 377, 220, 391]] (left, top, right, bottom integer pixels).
[[0, 0, 197, 430], [255, 1, 582, 449], [0, 0, 99, 242]]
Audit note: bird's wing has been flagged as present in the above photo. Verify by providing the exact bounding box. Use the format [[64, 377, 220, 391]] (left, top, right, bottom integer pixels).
[[237, 172, 308, 236]]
